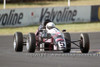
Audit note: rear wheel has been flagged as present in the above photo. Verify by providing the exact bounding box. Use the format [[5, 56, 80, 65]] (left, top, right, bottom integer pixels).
[[63, 32, 71, 53], [26, 33, 36, 53], [80, 33, 90, 53], [13, 32, 23, 52]]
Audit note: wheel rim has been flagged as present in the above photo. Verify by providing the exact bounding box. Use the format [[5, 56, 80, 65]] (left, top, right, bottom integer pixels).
[[13, 39, 16, 50], [13, 35, 17, 51], [26, 39, 29, 51], [80, 34, 85, 49], [26, 36, 30, 51]]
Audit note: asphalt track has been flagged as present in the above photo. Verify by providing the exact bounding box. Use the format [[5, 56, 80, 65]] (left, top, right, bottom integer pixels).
[[0, 32, 100, 67]]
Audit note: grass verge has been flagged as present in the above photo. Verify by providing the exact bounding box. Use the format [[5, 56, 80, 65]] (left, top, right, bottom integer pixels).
[[0, 22, 100, 35]]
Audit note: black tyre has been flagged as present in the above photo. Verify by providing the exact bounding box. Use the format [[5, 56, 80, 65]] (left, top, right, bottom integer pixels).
[[13, 32, 23, 52], [63, 32, 71, 53], [26, 33, 36, 53], [80, 33, 90, 53]]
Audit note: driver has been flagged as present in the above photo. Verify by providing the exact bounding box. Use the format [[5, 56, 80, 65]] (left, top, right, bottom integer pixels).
[[46, 22, 56, 30], [38, 19, 51, 30], [46, 22, 56, 33], [36, 19, 51, 36]]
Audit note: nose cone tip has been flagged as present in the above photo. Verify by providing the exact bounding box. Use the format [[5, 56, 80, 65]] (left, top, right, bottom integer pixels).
[[58, 47, 65, 50]]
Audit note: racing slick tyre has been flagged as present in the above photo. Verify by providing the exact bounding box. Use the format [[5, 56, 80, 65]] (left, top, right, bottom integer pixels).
[[80, 33, 90, 53], [63, 32, 71, 53], [26, 33, 36, 53], [13, 32, 23, 52]]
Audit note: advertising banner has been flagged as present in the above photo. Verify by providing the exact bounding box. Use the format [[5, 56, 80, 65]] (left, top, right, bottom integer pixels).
[[0, 8, 40, 27], [39, 6, 91, 24], [0, 6, 91, 27]]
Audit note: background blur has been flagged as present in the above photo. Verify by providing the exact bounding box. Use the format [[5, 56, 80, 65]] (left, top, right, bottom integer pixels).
[[0, 0, 100, 9], [0, 0, 100, 35]]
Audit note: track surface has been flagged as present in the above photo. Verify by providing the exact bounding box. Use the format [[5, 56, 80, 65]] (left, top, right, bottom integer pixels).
[[0, 32, 100, 67]]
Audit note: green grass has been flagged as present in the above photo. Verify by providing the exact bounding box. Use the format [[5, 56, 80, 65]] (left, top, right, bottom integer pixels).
[[0, 22, 100, 35]]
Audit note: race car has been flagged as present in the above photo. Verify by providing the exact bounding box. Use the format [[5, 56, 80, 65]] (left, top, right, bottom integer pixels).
[[13, 20, 90, 53]]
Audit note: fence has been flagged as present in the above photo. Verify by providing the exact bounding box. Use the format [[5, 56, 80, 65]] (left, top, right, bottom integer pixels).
[[0, 5, 93, 27]]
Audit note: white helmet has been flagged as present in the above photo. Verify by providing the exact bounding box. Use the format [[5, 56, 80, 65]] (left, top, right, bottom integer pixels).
[[46, 22, 55, 29]]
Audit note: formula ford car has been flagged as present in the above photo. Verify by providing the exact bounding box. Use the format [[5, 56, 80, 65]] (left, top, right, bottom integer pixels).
[[13, 22, 90, 53]]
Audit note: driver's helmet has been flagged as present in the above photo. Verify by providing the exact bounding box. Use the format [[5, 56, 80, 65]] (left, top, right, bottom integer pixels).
[[46, 22, 55, 29], [42, 19, 51, 28]]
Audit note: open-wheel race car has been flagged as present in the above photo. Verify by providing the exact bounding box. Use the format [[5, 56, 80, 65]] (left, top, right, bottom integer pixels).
[[13, 20, 90, 53]]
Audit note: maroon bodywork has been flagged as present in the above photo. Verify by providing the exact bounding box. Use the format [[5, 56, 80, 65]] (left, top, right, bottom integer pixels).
[[35, 29, 54, 50]]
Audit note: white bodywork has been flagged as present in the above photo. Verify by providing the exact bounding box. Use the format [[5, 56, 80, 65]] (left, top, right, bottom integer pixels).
[[46, 27, 67, 50]]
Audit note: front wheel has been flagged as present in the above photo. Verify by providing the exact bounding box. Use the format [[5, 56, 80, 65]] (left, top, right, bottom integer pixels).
[[26, 33, 36, 53], [80, 33, 90, 53], [13, 32, 23, 52], [63, 32, 71, 53]]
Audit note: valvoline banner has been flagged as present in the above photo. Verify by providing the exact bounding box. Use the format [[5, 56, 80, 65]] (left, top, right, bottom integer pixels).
[[0, 10, 23, 26], [0, 8, 40, 27], [39, 6, 91, 24], [0, 6, 91, 27], [91, 5, 100, 22]]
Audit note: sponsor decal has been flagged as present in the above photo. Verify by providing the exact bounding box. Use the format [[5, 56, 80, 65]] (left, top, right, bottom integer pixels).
[[98, 7, 100, 20], [0, 10, 23, 26], [40, 7, 77, 22], [91, 5, 100, 22], [31, 12, 34, 16]]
